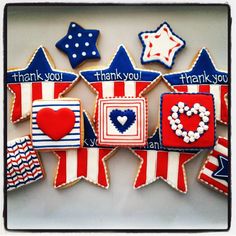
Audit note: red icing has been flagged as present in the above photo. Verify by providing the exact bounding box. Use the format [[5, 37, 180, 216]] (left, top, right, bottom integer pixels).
[[161, 93, 215, 149], [36, 108, 75, 140]]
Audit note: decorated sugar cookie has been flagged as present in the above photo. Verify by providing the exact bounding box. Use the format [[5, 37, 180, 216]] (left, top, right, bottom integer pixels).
[[53, 111, 117, 189], [7, 135, 44, 191], [80, 45, 161, 124], [160, 93, 216, 150], [198, 137, 228, 195], [139, 21, 185, 68], [31, 99, 83, 150], [98, 97, 147, 147], [7, 46, 79, 124], [163, 48, 228, 124], [131, 128, 199, 193], [56, 22, 100, 68]]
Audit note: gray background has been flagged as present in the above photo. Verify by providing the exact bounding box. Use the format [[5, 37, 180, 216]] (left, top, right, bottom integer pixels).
[[7, 5, 228, 230]]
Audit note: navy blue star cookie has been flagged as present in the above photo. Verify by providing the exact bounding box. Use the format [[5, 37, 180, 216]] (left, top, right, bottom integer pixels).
[[56, 22, 100, 68]]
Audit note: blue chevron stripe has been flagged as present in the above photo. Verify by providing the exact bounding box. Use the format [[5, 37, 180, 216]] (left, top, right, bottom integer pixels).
[[7, 149, 36, 159], [7, 173, 43, 190], [7, 167, 42, 180], [7, 161, 40, 172], [7, 138, 31, 148]]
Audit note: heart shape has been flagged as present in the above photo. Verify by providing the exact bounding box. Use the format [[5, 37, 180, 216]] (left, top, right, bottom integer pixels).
[[109, 109, 136, 133], [36, 108, 75, 140], [117, 116, 128, 125], [168, 102, 210, 143]]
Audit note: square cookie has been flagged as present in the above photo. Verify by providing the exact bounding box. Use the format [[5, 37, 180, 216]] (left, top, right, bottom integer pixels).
[[160, 93, 215, 150], [31, 99, 82, 150], [7, 135, 44, 191], [98, 97, 147, 147]]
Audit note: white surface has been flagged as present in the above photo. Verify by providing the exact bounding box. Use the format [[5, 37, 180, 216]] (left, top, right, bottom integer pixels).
[[6, 5, 228, 230]]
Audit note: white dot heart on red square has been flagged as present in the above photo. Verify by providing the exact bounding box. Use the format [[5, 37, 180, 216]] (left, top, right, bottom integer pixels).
[[31, 99, 82, 150], [160, 93, 216, 150]]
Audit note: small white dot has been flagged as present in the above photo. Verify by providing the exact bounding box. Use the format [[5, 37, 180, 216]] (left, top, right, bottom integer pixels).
[[72, 23, 76, 27], [78, 33, 82, 37], [82, 52, 86, 56], [88, 33, 93, 37], [68, 35, 72, 39], [85, 42, 89, 46], [75, 43, 79, 47], [65, 44, 69, 48], [72, 54, 77, 58], [92, 51, 96, 55]]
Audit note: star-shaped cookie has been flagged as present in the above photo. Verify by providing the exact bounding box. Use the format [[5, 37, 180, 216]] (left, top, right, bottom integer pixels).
[[130, 128, 199, 193], [139, 21, 185, 68], [53, 111, 117, 189], [56, 22, 100, 68], [7, 46, 79, 123]]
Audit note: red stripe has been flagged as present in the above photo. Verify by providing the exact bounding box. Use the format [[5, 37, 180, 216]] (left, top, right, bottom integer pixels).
[[200, 173, 228, 193], [32, 83, 42, 100], [92, 82, 103, 98], [114, 82, 125, 97], [218, 137, 228, 148], [8, 84, 22, 122], [173, 85, 188, 92], [98, 149, 111, 187], [198, 85, 210, 93], [55, 151, 67, 187], [134, 150, 147, 188], [136, 82, 150, 96], [204, 161, 218, 172], [7, 154, 39, 166], [211, 150, 226, 158], [220, 85, 228, 124], [77, 149, 88, 177], [54, 82, 71, 98], [156, 151, 168, 179]]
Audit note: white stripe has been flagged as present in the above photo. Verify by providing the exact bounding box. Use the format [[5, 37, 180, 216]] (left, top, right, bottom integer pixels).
[[21, 83, 32, 115], [203, 168, 228, 187], [66, 149, 78, 182], [210, 85, 221, 121], [102, 82, 114, 97], [87, 148, 99, 183], [146, 151, 157, 183], [125, 81, 136, 97], [187, 85, 199, 93], [167, 152, 180, 187], [42, 82, 55, 99], [208, 155, 219, 166], [215, 143, 228, 156]]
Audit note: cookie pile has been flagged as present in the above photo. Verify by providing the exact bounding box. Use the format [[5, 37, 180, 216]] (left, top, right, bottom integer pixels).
[[7, 21, 229, 196]]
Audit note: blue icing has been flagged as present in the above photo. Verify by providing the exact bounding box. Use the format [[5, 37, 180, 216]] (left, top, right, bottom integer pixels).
[[212, 155, 229, 182], [164, 48, 228, 85], [83, 111, 98, 148], [139, 21, 186, 69], [56, 22, 100, 68], [80, 45, 161, 83], [109, 109, 136, 133], [7, 47, 77, 84]]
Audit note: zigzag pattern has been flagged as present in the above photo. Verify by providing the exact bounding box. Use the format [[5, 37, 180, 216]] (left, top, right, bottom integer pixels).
[[7, 135, 44, 191]]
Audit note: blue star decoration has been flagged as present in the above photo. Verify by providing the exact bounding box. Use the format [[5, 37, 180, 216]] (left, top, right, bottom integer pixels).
[[163, 48, 228, 124], [80, 45, 161, 95], [139, 21, 185, 69], [7, 46, 79, 123], [56, 22, 100, 68], [212, 155, 229, 182]]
